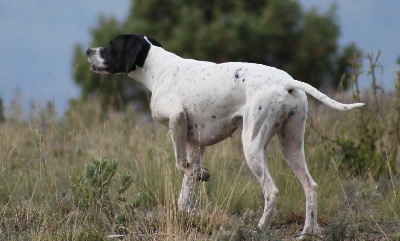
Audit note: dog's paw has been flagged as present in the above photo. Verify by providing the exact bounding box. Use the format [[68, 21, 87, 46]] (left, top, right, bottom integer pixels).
[[294, 231, 322, 241], [195, 168, 210, 182]]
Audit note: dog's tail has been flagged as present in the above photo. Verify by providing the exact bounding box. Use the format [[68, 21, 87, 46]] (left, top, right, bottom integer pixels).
[[286, 80, 365, 110]]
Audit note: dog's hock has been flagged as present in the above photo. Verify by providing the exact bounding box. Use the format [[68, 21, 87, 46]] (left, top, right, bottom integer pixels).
[[196, 168, 210, 182], [181, 162, 210, 182]]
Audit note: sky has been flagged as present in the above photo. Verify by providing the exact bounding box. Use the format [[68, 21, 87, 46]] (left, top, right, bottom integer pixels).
[[1, 1, 399, 116]]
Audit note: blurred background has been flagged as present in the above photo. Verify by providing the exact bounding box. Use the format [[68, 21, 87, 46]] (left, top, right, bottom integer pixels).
[[1, 2, 400, 239], [1, 0, 399, 117]]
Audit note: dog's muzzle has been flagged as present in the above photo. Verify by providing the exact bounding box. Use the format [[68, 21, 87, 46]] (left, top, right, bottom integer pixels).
[[86, 48, 95, 56], [86, 48, 109, 74]]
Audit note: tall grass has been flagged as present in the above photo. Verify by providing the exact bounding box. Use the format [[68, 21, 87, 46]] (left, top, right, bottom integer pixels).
[[1, 55, 400, 240]]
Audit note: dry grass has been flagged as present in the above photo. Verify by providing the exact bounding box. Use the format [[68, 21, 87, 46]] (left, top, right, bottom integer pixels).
[[1, 54, 400, 239], [0, 97, 399, 240]]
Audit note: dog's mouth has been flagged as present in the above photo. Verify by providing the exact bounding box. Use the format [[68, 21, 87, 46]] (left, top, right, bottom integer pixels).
[[90, 63, 110, 74], [87, 48, 110, 74]]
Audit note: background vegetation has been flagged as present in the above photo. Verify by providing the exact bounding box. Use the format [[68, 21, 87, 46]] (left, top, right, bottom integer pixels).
[[1, 0, 399, 240], [1, 52, 400, 240]]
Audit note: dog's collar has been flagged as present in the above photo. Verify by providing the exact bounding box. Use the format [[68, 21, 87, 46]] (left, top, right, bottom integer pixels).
[[144, 36, 152, 46]]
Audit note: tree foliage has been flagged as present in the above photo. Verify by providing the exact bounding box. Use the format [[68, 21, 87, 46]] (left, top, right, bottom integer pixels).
[[72, 0, 358, 112]]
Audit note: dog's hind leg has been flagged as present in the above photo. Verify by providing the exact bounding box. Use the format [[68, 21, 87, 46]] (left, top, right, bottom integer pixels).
[[178, 143, 205, 211], [241, 89, 284, 228], [278, 91, 320, 237]]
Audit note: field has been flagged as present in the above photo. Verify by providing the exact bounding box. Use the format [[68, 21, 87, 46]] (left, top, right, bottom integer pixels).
[[1, 61, 400, 240]]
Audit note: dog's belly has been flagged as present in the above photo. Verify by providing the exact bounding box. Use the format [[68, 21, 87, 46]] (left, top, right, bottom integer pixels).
[[186, 113, 243, 146]]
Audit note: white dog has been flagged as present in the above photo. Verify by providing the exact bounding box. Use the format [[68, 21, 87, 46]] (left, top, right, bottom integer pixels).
[[87, 34, 364, 237]]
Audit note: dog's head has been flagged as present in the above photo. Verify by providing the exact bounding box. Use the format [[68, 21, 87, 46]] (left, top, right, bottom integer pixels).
[[86, 34, 162, 74]]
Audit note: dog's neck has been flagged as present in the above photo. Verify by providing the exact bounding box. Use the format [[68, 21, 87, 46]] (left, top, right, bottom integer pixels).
[[128, 46, 182, 92]]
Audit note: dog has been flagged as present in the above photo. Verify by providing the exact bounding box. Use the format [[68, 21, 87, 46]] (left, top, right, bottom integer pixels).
[[86, 34, 364, 238]]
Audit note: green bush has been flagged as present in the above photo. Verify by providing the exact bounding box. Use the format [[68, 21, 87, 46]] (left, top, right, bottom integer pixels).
[[71, 157, 133, 226], [333, 51, 397, 179]]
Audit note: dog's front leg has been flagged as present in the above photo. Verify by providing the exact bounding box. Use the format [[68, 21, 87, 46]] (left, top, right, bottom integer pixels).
[[169, 110, 188, 171], [169, 110, 210, 182], [178, 144, 206, 211]]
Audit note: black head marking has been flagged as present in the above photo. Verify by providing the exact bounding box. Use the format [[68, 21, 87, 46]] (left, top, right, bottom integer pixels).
[[99, 34, 162, 74], [124, 39, 146, 73]]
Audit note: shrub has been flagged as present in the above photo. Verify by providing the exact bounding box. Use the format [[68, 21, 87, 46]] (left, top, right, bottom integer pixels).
[[71, 157, 133, 227], [333, 51, 397, 179], [325, 214, 356, 241]]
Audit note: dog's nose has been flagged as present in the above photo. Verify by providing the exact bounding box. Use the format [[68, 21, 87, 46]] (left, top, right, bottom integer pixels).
[[86, 48, 95, 56]]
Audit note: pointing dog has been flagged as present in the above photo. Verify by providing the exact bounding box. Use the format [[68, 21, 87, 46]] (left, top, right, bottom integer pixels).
[[87, 34, 364, 237]]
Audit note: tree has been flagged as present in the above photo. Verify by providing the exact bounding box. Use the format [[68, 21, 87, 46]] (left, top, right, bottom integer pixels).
[[72, 0, 358, 112]]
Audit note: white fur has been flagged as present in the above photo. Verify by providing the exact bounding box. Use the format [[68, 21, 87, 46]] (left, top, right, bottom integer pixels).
[[88, 41, 364, 238], [129, 45, 363, 237]]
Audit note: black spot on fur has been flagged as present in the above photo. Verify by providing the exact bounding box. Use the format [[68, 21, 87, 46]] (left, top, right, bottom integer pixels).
[[234, 68, 242, 80], [188, 125, 194, 138], [255, 167, 263, 178], [258, 106, 262, 111], [212, 115, 216, 119], [311, 211, 314, 218], [274, 122, 279, 128], [288, 89, 293, 94]]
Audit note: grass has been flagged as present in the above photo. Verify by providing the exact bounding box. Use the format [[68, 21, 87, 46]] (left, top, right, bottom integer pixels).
[[1, 56, 400, 240], [1, 99, 399, 240]]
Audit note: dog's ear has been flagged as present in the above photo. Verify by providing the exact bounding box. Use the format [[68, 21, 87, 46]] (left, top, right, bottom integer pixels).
[[123, 35, 160, 74], [124, 42, 143, 74], [124, 36, 153, 74]]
